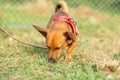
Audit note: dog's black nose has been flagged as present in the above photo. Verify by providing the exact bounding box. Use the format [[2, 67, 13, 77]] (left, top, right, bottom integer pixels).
[[48, 59, 56, 63]]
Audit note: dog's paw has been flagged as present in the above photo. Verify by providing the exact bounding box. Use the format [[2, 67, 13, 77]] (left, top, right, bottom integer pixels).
[[66, 55, 72, 60]]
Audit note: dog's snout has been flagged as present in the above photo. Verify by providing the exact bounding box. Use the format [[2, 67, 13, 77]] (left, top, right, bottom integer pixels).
[[48, 58, 56, 63]]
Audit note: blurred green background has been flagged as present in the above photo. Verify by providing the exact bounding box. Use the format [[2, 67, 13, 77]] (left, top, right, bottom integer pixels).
[[0, 0, 119, 29]]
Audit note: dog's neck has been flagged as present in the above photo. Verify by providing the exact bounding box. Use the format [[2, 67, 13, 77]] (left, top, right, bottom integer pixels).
[[54, 16, 78, 45]]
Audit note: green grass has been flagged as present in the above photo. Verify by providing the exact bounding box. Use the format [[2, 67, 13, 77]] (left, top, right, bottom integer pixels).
[[0, 4, 120, 80], [1, 27, 119, 80]]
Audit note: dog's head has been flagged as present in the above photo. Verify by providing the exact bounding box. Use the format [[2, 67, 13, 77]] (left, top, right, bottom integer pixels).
[[33, 25, 76, 63]]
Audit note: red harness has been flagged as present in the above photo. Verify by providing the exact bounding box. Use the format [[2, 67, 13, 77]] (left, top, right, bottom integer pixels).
[[54, 16, 78, 45]]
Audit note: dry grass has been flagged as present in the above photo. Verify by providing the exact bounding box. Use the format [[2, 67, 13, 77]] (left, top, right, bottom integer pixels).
[[0, 20, 120, 79], [17, 0, 54, 15]]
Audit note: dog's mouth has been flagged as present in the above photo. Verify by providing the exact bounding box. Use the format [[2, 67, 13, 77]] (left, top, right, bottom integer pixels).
[[48, 58, 57, 63], [48, 54, 61, 63]]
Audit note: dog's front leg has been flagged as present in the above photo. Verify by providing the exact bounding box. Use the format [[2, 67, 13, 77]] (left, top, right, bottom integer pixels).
[[66, 42, 76, 60]]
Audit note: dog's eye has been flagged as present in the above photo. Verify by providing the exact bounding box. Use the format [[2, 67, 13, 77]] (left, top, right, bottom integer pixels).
[[47, 45, 50, 49], [55, 47, 60, 50]]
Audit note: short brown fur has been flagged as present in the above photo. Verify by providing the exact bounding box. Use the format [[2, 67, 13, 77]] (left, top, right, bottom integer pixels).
[[33, 0, 78, 62]]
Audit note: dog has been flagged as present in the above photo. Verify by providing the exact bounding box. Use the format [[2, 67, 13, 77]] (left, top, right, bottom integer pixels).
[[33, 0, 78, 63]]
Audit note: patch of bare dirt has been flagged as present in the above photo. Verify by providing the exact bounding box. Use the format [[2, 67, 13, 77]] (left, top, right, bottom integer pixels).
[[0, 8, 3, 15], [75, 6, 104, 24], [18, 0, 54, 15]]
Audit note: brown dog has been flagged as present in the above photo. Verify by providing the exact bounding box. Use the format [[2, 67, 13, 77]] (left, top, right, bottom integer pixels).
[[33, 0, 78, 63]]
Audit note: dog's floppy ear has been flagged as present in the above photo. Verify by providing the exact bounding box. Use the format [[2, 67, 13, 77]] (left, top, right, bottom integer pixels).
[[33, 25, 48, 37], [63, 32, 77, 42]]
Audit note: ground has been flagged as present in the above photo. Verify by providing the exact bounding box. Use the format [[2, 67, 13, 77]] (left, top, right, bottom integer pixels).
[[0, 3, 120, 80]]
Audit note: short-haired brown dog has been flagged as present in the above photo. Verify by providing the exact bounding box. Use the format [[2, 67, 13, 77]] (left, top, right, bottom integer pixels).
[[33, 0, 78, 63]]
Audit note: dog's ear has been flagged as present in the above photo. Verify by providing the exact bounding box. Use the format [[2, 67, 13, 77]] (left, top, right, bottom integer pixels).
[[33, 25, 48, 37], [63, 32, 77, 42]]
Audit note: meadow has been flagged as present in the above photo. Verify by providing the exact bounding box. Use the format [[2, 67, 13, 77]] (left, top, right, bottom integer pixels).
[[0, 1, 120, 80]]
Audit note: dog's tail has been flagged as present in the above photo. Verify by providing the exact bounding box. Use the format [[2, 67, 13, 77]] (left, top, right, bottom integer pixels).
[[55, 0, 68, 13]]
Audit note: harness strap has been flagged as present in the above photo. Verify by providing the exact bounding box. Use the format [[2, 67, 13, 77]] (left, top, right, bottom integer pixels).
[[54, 16, 78, 35], [54, 16, 78, 45]]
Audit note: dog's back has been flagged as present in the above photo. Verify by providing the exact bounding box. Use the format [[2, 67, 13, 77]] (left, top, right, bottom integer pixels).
[[47, 0, 69, 27]]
